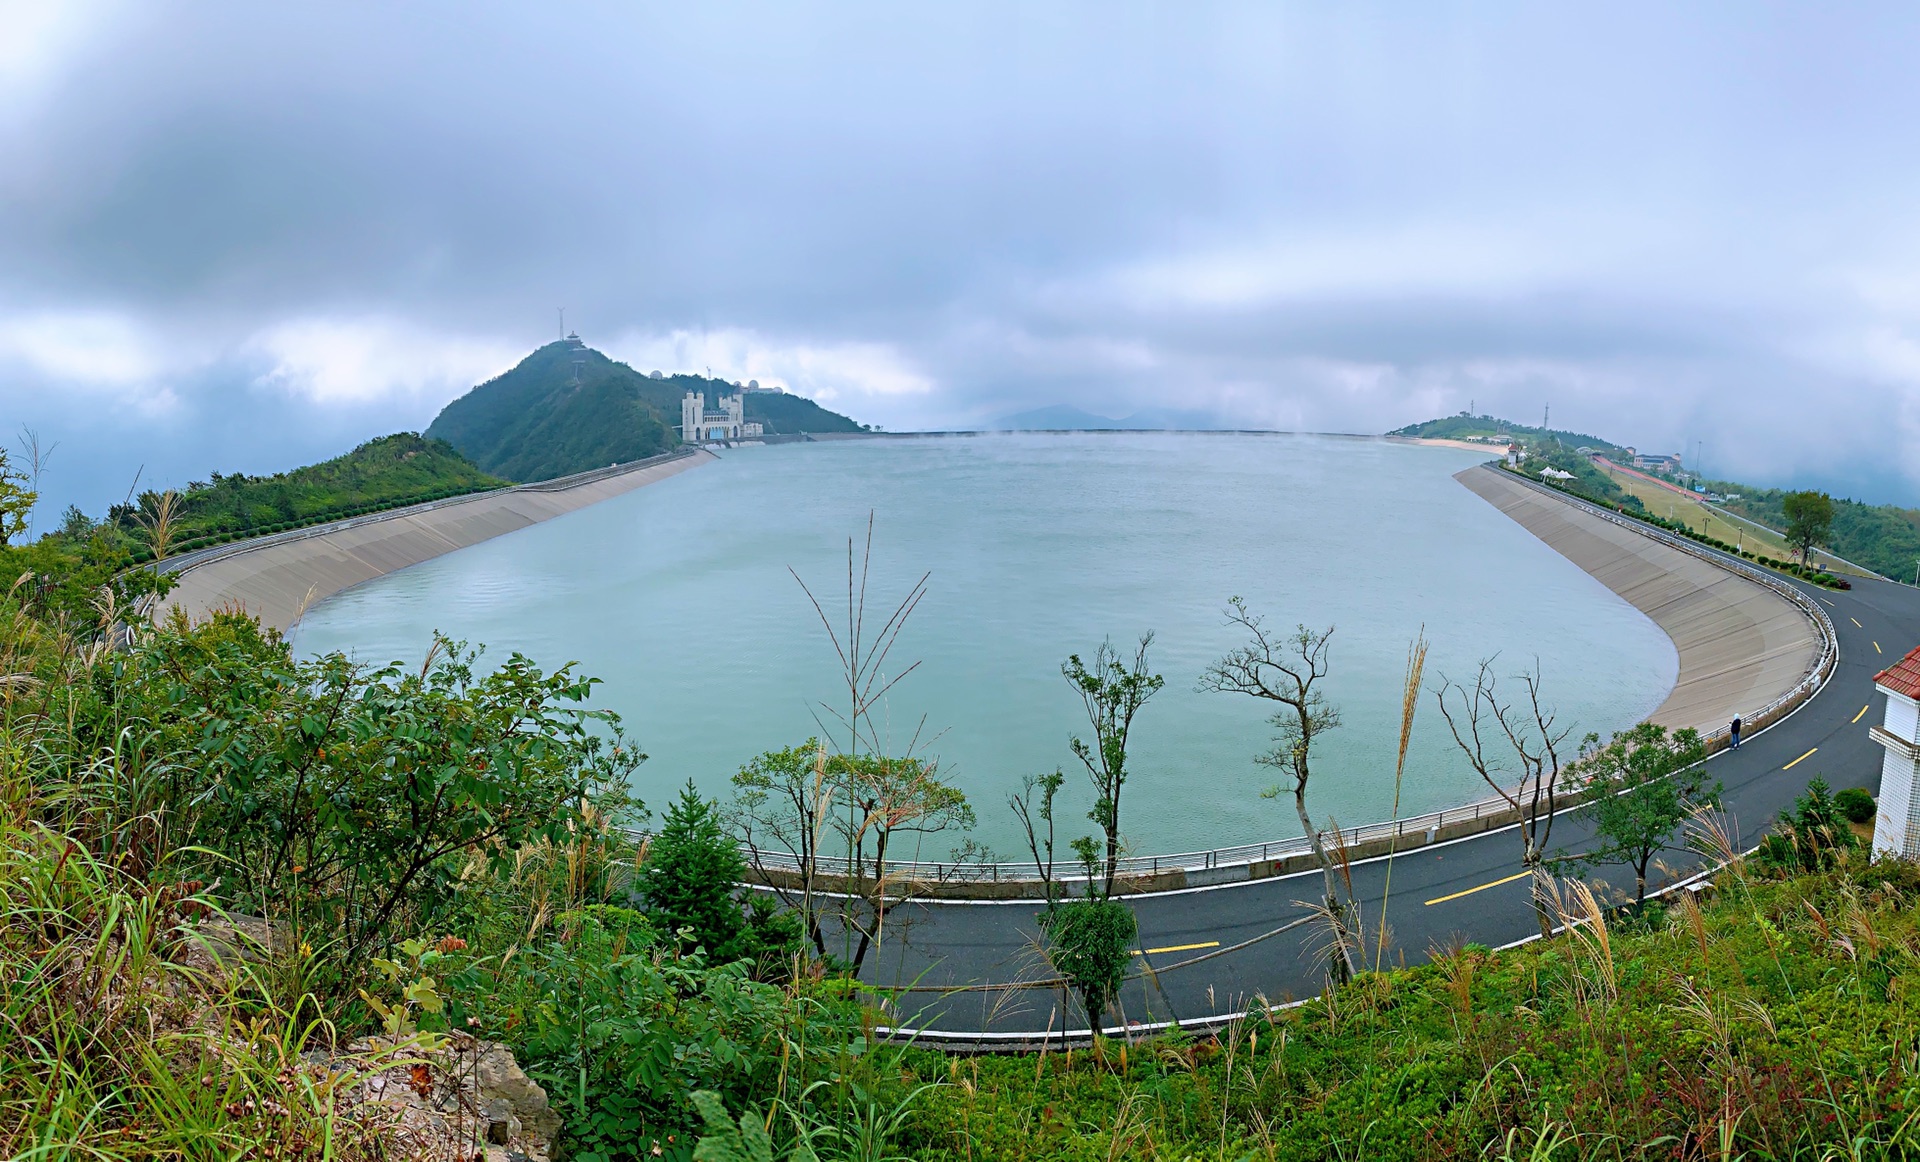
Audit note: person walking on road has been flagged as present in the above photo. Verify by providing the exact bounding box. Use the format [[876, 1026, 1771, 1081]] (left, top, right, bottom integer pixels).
[[1730, 716, 1742, 750]]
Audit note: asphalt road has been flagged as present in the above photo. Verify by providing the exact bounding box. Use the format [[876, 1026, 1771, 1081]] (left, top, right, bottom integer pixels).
[[849, 568, 1920, 1044]]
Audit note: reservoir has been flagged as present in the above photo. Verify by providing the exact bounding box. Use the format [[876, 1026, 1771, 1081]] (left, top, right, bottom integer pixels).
[[292, 433, 1677, 857]]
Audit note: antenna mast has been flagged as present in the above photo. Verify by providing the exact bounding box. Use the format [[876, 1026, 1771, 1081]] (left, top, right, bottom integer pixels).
[[558, 308, 565, 340]]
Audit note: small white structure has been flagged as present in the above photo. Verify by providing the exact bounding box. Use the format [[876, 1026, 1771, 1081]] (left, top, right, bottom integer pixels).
[[1506, 442, 1526, 466], [681, 391, 764, 443], [1869, 646, 1920, 857], [1540, 467, 1576, 482]]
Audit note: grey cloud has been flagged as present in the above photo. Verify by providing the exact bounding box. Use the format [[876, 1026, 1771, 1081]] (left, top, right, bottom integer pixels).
[[6, 3, 1920, 515]]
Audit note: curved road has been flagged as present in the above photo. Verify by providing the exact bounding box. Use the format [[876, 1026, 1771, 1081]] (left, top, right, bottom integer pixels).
[[853, 566, 1920, 1044]]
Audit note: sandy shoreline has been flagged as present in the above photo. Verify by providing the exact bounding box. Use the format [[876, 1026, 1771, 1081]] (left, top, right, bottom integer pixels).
[[160, 449, 716, 632]]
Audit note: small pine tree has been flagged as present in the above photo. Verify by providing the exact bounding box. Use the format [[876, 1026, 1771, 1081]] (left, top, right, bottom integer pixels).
[[639, 781, 749, 961]]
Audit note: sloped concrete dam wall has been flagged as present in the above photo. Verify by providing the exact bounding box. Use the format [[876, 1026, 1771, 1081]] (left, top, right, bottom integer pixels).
[[1457, 464, 1821, 736], [160, 449, 716, 633]]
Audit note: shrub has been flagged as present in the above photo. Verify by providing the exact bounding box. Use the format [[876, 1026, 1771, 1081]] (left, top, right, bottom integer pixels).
[[1835, 786, 1876, 824], [103, 616, 644, 986], [1040, 898, 1137, 1033], [639, 781, 749, 961], [1755, 777, 1860, 875]]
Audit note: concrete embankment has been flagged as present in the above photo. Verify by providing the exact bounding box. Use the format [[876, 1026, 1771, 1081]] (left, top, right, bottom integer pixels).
[[1457, 464, 1821, 736], [160, 449, 716, 632]]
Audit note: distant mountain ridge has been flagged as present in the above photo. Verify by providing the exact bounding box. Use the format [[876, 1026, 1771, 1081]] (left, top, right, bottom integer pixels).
[[991, 404, 1232, 431], [425, 341, 864, 481]]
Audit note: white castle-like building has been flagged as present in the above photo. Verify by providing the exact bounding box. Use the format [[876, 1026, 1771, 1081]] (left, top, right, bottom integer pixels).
[[681, 390, 763, 443]]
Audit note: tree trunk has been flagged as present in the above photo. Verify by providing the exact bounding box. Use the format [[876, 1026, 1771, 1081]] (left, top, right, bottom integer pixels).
[[1295, 783, 1355, 981], [1524, 850, 1554, 940]]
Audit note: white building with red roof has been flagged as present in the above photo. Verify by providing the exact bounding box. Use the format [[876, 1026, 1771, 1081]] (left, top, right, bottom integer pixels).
[[1870, 645, 1920, 857]]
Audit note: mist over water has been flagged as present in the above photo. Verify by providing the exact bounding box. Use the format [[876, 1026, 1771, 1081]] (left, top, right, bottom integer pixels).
[[292, 434, 1677, 856]]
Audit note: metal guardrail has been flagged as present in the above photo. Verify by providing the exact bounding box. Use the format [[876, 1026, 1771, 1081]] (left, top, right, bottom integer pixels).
[[156, 448, 701, 582], [731, 465, 1839, 887]]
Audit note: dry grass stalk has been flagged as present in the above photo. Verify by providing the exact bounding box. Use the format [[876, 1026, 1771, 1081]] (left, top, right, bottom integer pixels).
[[1375, 628, 1428, 968]]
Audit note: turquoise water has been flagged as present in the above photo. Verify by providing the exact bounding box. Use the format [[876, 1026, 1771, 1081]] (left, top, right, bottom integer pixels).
[[292, 433, 1677, 857]]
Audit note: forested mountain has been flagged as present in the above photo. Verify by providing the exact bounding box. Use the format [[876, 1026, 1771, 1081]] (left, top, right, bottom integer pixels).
[[425, 341, 865, 482]]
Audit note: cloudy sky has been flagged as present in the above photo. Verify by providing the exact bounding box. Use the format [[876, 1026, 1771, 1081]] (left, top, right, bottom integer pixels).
[[7, 2, 1920, 517]]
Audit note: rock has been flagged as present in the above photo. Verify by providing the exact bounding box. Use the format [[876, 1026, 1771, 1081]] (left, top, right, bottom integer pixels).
[[339, 1033, 557, 1162], [474, 1041, 562, 1144]]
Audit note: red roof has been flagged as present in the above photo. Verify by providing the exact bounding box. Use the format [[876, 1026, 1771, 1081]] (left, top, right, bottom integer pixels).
[[1875, 645, 1920, 700]]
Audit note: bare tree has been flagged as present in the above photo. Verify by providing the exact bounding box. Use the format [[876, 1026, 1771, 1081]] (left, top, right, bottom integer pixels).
[[1009, 769, 1066, 909], [729, 513, 975, 974], [13, 428, 55, 541], [791, 511, 927, 760], [1063, 634, 1164, 899], [1433, 658, 1574, 939], [1198, 597, 1355, 981]]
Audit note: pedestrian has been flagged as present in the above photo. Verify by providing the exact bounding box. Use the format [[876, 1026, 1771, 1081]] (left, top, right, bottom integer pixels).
[[1730, 716, 1742, 750]]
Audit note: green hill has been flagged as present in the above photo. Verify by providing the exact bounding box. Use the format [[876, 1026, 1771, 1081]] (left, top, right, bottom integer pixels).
[[77, 432, 504, 560], [1389, 412, 1626, 453], [425, 341, 866, 482], [1393, 411, 1920, 581]]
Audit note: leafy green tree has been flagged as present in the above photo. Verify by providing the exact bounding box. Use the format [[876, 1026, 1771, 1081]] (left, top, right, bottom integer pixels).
[[1782, 490, 1835, 566], [0, 449, 37, 548], [1560, 724, 1718, 907], [1040, 896, 1137, 1036], [731, 742, 974, 972], [1062, 634, 1164, 898], [117, 617, 644, 977], [641, 781, 750, 961]]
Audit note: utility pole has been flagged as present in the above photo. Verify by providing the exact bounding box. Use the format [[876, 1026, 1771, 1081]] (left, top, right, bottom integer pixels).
[[558, 308, 565, 340]]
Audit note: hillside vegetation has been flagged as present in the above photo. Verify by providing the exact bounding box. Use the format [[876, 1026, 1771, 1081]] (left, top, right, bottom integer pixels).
[[40, 432, 502, 567], [1390, 413, 1626, 454], [1711, 481, 1920, 582], [4, 501, 1916, 1158], [1398, 412, 1914, 582], [426, 341, 864, 481]]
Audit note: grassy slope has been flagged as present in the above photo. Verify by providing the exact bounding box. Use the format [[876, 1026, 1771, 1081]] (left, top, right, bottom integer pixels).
[[743, 390, 865, 436], [1397, 413, 1919, 582], [172, 432, 500, 529], [1391, 414, 1627, 454], [1713, 482, 1920, 582], [897, 856, 1920, 1160], [88, 432, 505, 558], [426, 343, 865, 481]]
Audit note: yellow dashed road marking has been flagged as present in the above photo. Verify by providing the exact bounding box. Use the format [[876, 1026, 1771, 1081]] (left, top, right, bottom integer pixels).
[[1855, 704, 1872, 724], [1132, 941, 1220, 957], [1425, 871, 1530, 906], [1784, 748, 1818, 770]]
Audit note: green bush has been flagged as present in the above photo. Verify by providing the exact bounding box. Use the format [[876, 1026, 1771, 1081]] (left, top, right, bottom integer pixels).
[[1756, 777, 1860, 874], [1835, 786, 1876, 824], [1040, 898, 1138, 1033], [638, 781, 750, 961]]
